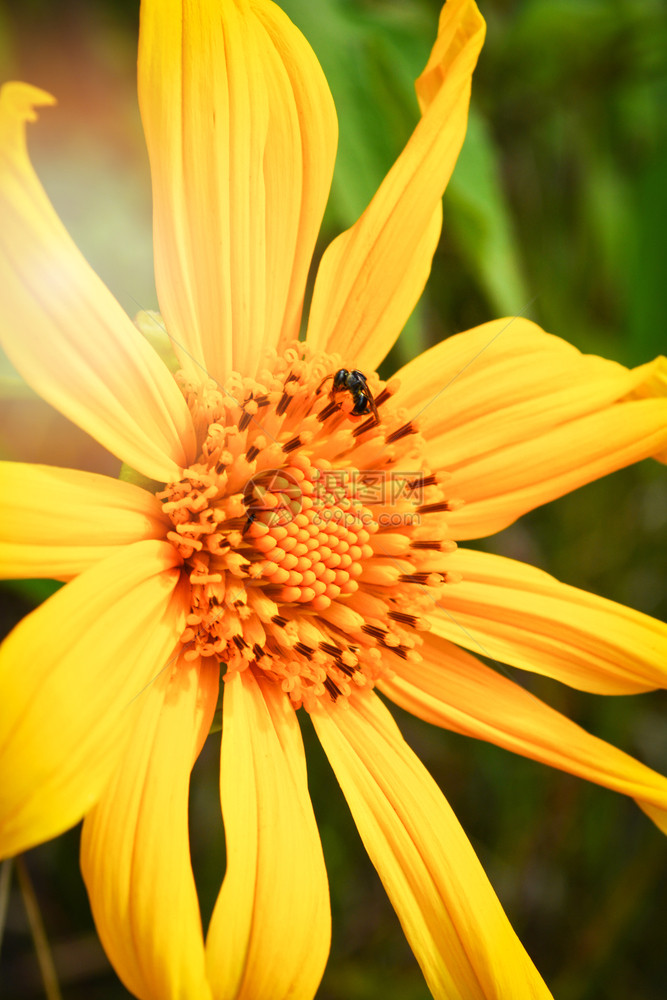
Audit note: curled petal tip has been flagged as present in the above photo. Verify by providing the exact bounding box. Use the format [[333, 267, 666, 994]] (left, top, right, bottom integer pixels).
[[1, 81, 56, 122], [0, 82, 56, 164]]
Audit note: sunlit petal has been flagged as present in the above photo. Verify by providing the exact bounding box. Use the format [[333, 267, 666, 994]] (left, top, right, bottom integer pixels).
[[312, 689, 552, 1000], [139, 0, 337, 382], [253, 0, 339, 355], [379, 635, 667, 833], [0, 462, 167, 580], [306, 0, 485, 370], [626, 356, 667, 462], [206, 669, 330, 1000], [81, 655, 218, 1000], [391, 319, 667, 538], [433, 548, 667, 693], [0, 83, 196, 483], [0, 540, 185, 858]]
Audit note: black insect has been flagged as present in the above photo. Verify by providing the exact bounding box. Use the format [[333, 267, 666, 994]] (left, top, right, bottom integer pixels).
[[317, 369, 379, 423]]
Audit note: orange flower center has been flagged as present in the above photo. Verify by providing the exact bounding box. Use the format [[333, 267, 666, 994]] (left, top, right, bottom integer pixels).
[[158, 344, 462, 710]]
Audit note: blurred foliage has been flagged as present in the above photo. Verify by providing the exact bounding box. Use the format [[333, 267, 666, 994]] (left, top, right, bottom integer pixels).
[[0, 0, 666, 998]]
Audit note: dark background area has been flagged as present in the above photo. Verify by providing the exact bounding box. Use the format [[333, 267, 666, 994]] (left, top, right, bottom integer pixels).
[[1, 0, 666, 997]]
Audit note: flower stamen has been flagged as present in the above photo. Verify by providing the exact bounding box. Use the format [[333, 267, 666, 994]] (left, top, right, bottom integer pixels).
[[158, 343, 463, 710]]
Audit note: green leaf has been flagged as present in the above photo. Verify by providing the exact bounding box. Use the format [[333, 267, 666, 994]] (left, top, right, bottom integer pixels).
[[3, 578, 63, 604], [445, 107, 529, 317]]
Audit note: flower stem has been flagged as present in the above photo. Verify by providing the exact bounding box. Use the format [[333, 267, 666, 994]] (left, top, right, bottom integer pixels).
[[0, 858, 12, 956], [15, 855, 63, 1000]]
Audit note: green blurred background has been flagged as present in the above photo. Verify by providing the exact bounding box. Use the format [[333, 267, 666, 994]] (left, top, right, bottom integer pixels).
[[0, 0, 666, 997]]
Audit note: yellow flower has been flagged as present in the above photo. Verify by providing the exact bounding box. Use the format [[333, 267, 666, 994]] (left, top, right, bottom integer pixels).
[[1, 1, 666, 998]]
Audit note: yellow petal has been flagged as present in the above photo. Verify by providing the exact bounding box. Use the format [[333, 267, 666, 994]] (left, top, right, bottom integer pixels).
[[206, 669, 330, 1000], [396, 317, 667, 539], [626, 356, 667, 462], [379, 636, 667, 833], [433, 548, 667, 694], [447, 401, 667, 539], [138, 0, 337, 383], [0, 83, 196, 483], [391, 319, 667, 538], [311, 689, 552, 1000], [81, 655, 218, 1000], [0, 540, 185, 858], [0, 462, 168, 580], [306, 0, 485, 371]]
